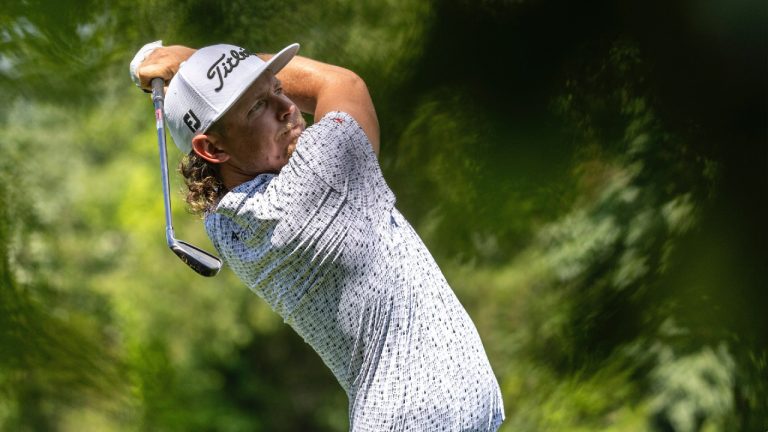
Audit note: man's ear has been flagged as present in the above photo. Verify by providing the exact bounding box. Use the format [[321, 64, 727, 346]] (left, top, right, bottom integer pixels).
[[191, 133, 230, 164]]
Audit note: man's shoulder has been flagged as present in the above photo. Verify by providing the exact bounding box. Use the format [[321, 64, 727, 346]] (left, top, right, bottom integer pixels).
[[205, 174, 278, 232], [292, 111, 372, 187], [301, 111, 363, 141]]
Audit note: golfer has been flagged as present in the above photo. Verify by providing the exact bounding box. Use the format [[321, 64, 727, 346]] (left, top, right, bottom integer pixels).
[[130, 41, 504, 431]]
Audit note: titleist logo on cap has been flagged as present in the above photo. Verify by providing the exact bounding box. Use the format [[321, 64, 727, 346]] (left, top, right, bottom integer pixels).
[[206, 48, 254, 92]]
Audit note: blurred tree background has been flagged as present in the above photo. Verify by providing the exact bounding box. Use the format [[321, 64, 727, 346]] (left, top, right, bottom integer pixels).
[[0, 0, 765, 430]]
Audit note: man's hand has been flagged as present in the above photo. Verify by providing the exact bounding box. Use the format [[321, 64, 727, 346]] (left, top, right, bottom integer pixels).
[[136, 45, 196, 92]]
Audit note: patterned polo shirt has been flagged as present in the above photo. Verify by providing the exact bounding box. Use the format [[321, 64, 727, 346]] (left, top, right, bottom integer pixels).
[[205, 111, 504, 431]]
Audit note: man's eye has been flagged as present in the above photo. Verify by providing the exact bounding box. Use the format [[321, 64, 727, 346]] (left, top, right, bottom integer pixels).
[[249, 100, 265, 114], [275, 86, 283, 95]]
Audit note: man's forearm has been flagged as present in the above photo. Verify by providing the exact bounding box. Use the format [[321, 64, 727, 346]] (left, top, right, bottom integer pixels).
[[259, 54, 363, 117], [260, 52, 380, 153]]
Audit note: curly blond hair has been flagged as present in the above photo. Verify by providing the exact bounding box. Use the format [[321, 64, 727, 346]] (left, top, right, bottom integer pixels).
[[179, 152, 226, 215]]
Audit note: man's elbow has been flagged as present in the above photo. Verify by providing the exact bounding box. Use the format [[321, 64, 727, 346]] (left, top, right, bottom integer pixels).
[[330, 68, 369, 95]]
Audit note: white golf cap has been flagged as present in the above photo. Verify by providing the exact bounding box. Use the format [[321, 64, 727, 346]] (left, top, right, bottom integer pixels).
[[164, 42, 300, 154]]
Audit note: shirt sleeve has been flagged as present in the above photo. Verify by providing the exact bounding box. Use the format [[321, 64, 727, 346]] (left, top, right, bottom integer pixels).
[[289, 111, 393, 210], [267, 111, 395, 245]]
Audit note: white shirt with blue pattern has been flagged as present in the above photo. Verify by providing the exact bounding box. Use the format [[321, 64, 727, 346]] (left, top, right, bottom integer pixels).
[[205, 111, 504, 431]]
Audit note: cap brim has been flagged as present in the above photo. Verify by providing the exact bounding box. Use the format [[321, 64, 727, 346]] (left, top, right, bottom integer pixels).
[[264, 43, 300, 76]]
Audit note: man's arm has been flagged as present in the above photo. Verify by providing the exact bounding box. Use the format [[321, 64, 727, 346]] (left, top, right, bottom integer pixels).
[[135, 45, 380, 155], [262, 54, 380, 155]]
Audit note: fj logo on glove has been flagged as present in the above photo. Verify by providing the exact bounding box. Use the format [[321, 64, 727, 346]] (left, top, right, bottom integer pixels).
[[183, 109, 201, 132], [207, 48, 253, 92]]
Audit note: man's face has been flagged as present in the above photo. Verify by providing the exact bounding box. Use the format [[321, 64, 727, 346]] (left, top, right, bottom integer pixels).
[[215, 71, 305, 176]]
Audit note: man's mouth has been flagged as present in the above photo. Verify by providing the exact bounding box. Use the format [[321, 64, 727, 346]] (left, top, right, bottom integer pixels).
[[280, 115, 306, 157], [281, 114, 306, 136], [285, 123, 302, 140], [284, 116, 306, 157]]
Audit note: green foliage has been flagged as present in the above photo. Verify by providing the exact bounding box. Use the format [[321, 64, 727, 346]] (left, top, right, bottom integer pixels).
[[0, 104, 123, 430], [649, 344, 736, 432], [0, 0, 765, 431]]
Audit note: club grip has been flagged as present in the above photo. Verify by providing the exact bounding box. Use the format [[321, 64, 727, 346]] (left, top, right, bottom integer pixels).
[[151, 78, 164, 103]]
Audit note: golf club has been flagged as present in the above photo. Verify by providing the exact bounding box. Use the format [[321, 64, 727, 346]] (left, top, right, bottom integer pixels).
[[151, 77, 222, 277]]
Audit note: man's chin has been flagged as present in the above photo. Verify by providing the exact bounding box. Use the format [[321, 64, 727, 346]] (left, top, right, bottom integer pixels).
[[286, 131, 303, 158]]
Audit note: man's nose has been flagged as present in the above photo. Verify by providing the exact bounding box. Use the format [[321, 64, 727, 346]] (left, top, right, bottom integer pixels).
[[277, 98, 295, 121]]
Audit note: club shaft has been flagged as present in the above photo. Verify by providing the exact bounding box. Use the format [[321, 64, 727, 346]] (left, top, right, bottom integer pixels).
[[151, 78, 176, 247]]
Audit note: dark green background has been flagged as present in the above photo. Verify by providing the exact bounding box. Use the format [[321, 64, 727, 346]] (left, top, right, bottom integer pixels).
[[1, 0, 765, 430]]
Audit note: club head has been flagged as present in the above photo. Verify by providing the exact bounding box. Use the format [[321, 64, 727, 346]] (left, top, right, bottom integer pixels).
[[169, 239, 222, 277], [151, 77, 222, 278]]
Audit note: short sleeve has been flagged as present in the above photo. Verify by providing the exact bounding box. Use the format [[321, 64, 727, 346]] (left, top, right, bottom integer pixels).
[[285, 111, 395, 213], [259, 111, 395, 245]]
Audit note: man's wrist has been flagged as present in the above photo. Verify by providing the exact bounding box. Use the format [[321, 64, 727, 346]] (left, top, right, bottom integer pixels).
[[129, 40, 163, 88]]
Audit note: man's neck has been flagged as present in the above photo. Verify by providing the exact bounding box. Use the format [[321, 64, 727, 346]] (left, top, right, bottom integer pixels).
[[220, 164, 279, 191], [221, 167, 254, 191]]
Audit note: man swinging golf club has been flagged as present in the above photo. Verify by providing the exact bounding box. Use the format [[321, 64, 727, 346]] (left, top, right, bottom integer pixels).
[[130, 40, 504, 431]]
